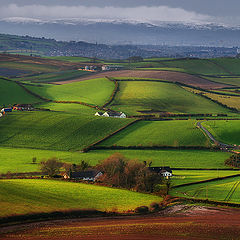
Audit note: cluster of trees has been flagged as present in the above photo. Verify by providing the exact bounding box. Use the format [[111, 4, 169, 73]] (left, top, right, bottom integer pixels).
[[225, 154, 240, 168], [97, 153, 163, 193]]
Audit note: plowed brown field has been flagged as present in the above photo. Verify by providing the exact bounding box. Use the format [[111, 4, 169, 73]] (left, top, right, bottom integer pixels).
[[53, 70, 230, 89], [1, 206, 240, 240]]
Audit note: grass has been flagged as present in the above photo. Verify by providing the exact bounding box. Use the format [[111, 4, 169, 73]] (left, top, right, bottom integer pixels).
[[99, 120, 210, 147], [170, 176, 240, 203], [110, 81, 230, 115], [45, 56, 94, 62], [182, 86, 240, 111], [203, 76, 240, 87], [162, 59, 228, 75], [0, 179, 162, 217], [27, 78, 115, 106], [211, 58, 240, 75], [0, 78, 41, 106], [202, 120, 240, 145], [14, 70, 91, 83], [171, 170, 239, 186], [0, 148, 231, 174], [0, 111, 133, 151]]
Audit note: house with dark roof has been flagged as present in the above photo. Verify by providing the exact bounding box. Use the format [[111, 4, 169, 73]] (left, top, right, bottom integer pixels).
[[148, 166, 172, 179], [95, 111, 104, 116], [63, 170, 103, 181]]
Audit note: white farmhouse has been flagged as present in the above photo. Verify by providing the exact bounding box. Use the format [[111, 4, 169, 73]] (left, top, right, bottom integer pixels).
[[103, 111, 126, 118]]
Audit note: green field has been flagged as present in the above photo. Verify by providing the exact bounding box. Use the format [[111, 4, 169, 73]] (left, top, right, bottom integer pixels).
[[161, 59, 228, 75], [99, 120, 210, 147], [46, 56, 94, 62], [27, 78, 114, 106], [0, 179, 162, 217], [110, 81, 230, 115], [211, 58, 240, 75], [171, 170, 239, 186], [202, 120, 240, 145], [14, 70, 91, 83], [171, 176, 240, 203], [0, 78, 40, 105], [203, 76, 240, 87], [0, 111, 133, 151], [0, 147, 231, 174]]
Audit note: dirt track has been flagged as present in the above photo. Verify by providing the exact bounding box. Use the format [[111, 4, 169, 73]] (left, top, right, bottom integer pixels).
[[2, 205, 240, 240], [53, 70, 231, 89]]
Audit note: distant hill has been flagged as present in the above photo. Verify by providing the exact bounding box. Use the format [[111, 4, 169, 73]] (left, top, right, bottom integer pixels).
[[0, 33, 237, 59]]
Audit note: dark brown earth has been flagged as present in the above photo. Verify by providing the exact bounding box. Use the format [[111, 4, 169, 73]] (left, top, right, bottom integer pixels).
[[1, 205, 240, 240], [53, 70, 231, 89]]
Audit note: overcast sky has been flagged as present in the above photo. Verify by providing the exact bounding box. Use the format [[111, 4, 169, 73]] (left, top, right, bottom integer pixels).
[[0, 0, 239, 26]]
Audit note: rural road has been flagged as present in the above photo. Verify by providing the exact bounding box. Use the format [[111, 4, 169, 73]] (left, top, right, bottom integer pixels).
[[197, 121, 234, 149]]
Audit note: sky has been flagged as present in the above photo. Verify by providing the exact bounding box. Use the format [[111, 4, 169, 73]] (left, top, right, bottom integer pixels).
[[0, 0, 239, 26]]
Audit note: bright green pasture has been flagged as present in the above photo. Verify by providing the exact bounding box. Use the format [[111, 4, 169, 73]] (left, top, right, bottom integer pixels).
[[14, 70, 90, 83], [203, 76, 240, 87], [0, 111, 133, 151], [46, 56, 93, 62], [211, 58, 240, 75], [27, 78, 114, 106], [0, 179, 162, 217], [36, 102, 97, 115], [138, 67, 187, 73], [170, 176, 240, 203], [0, 148, 231, 174], [110, 81, 230, 115], [0, 61, 58, 73], [99, 120, 210, 147], [162, 59, 228, 75], [0, 78, 40, 105], [171, 170, 239, 186], [202, 120, 240, 145]]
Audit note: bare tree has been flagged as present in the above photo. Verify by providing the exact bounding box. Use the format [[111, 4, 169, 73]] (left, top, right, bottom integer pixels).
[[40, 157, 63, 177]]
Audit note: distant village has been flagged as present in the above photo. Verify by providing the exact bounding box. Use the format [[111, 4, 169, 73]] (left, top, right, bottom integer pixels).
[[79, 65, 124, 72]]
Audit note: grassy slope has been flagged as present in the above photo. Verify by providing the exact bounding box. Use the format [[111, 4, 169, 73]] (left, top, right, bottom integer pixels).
[[45, 56, 93, 62], [0, 179, 162, 217], [27, 78, 114, 106], [110, 81, 230, 115], [0, 78, 40, 105], [99, 120, 210, 147], [211, 58, 240, 75], [0, 148, 231, 174], [0, 111, 133, 151], [171, 170, 239, 186], [203, 76, 240, 87], [162, 59, 228, 75], [14, 70, 91, 83], [202, 120, 240, 145], [170, 176, 240, 203]]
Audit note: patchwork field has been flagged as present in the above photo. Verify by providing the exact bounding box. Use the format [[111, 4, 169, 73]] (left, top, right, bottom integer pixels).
[[26, 78, 114, 106], [0, 148, 231, 174], [0, 179, 162, 217], [99, 120, 210, 147], [14, 70, 91, 83], [203, 76, 240, 87], [0, 78, 40, 105], [211, 58, 240, 75], [171, 170, 239, 186], [171, 176, 240, 203], [202, 120, 240, 145], [56, 70, 230, 89], [109, 81, 230, 115], [0, 111, 133, 151]]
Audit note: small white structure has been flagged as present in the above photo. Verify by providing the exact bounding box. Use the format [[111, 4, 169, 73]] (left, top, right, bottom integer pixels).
[[0, 113, 2, 118], [95, 111, 104, 116], [103, 111, 126, 118], [161, 171, 173, 179]]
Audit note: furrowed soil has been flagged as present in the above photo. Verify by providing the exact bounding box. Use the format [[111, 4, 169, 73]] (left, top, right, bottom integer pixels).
[[54, 70, 231, 89], [1, 205, 240, 240]]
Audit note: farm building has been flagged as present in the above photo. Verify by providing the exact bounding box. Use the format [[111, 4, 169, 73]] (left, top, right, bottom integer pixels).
[[102, 65, 124, 71], [13, 104, 34, 111], [95, 111, 104, 116], [102, 111, 126, 118], [63, 170, 103, 181], [149, 166, 173, 179]]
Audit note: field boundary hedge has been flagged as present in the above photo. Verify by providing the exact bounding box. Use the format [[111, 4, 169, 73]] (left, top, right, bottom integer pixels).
[[172, 174, 240, 189], [91, 145, 212, 151], [84, 119, 141, 152], [102, 77, 119, 108]]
